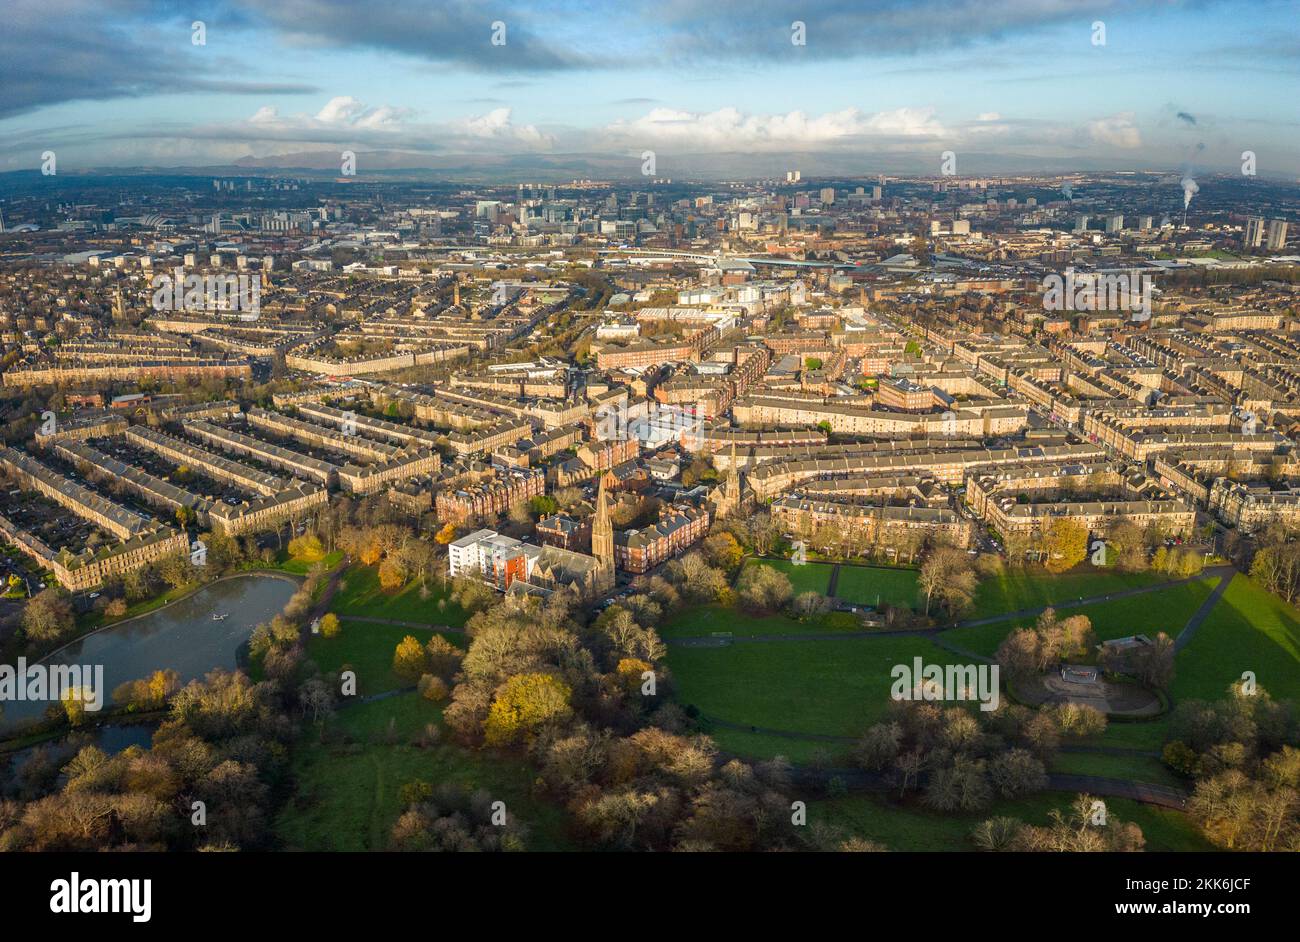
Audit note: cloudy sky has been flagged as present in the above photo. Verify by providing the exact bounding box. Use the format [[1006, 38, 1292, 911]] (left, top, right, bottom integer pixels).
[[2, 0, 1298, 178]]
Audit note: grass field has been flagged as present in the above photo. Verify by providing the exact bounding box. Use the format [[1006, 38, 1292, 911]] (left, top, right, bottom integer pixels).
[[1048, 749, 1183, 787], [278, 549, 344, 575], [1084, 721, 1170, 752], [742, 557, 832, 595], [969, 567, 1166, 620], [306, 620, 464, 696], [330, 564, 469, 627], [811, 792, 1212, 851], [698, 725, 852, 765], [671, 634, 968, 740], [275, 692, 571, 851], [940, 577, 1219, 660], [660, 604, 859, 639], [1173, 574, 1300, 703], [834, 565, 920, 609]]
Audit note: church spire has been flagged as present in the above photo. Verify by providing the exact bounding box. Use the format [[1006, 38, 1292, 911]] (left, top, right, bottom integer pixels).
[[591, 473, 615, 593]]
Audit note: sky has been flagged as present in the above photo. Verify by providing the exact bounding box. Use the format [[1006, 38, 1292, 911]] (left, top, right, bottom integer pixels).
[[2, 0, 1298, 178]]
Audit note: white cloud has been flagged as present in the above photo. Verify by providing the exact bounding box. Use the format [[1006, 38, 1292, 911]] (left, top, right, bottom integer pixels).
[[603, 106, 948, 152], [452, 107, 549, 144], [315, 96, 367, 124], [1088, 112, 1142, 149]]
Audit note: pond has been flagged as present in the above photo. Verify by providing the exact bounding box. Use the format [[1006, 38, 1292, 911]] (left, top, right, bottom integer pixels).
[[0, 573, 298, 732], [2, 722, 157, 786]]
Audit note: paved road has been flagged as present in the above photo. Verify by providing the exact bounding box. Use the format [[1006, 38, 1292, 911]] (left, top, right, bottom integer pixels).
[[1173, 570, 1236, 653], [308, 561, 348, 624], [1047, 774, 1187, 810]]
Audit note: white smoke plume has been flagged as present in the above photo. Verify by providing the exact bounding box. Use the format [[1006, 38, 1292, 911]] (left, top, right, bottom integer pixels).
[[1181, 176, 1199, 209]]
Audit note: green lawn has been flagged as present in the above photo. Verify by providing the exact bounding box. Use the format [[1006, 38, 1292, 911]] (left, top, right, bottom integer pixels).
[[811, 792, 1212, 852], [969, 567, 1167, 620], [330, 564, 469, 627], [660, 604, 859, 639], [941, 577, 1219, 660], [278, 549, 344, 575], [1049, 750, 1183, 788], [834, 565, 920, 610], [1174, 574, 1300, 703], [307, 620, 464, 696], [1085, 721, 1170, 752], [671, 635, 971, 741], [698, 725, 851, 765], [276, 692, 571, 851], [743, 557, 832, 595]]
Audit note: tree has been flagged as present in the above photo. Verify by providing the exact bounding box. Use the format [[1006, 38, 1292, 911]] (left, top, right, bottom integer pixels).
[[392, 636, 428, 684], [22, 587, 75, 644], [287, 534, 325, 561], [425, 635, 463, 679], [924, 756, 992, 812], [61, 688, 92, 727], [1104, 517, 1147, 570], [919, 546, 978, 616], [507, 500, 533, 527], [1009, 794, 1146, 852], [319, 613, 341, 639], [378, 558, 407, 590], [418, 674, 449, 702], [747, 512, 780, 556], [701, 532, 743, 572], [483, 673, 573, 746], [791, 591, 831, 618], [1040, 518, 1089, 574], [1187, 748, 1300, 851], [112, 669, 181, 711], [987, 749, 1048, 798], [667, 552, 728, 603], [735, 564, 793, 613], [529, 495, 558, 517]]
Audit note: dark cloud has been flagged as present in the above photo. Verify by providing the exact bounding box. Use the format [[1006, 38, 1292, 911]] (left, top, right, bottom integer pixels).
[[246, 0, 604, 72], [1177, 111, 1197, 124], [0, 1, 317, 120], [0, 0, 1270, 121]]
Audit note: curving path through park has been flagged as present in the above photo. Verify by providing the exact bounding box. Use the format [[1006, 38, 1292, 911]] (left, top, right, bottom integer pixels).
[[677, 566, 1240, 807]]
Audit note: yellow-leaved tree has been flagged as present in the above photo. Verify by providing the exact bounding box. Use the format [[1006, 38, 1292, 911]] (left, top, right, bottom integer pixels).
[[392, 635, 428, 684], [484, 673, 573, 746], [1041, 518, 1089, 574]]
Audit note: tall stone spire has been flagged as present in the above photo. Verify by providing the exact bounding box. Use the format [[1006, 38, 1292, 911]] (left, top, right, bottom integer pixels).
[[721, 441, 742, 516], [591, 472, 615, 593]]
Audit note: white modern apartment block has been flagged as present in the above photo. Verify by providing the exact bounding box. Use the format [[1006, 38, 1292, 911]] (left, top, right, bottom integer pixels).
[[448, 528, 521, 579]]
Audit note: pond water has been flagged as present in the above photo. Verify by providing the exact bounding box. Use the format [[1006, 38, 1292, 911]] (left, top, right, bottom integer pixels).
[[2, 722, 156, 785], [0, 574, 298, 732]]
